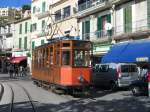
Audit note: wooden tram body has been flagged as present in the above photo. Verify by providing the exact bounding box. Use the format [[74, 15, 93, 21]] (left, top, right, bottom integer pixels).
[[32, 39, 92, 92]]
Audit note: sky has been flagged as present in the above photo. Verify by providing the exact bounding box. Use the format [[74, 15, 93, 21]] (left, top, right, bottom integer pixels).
[[0, 0, 31, 7]]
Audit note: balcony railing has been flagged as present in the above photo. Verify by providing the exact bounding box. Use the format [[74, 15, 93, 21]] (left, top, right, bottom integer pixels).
[[82, 29, 112, 40], [78, 0, 106, 12], [82, 18, 150, 41]]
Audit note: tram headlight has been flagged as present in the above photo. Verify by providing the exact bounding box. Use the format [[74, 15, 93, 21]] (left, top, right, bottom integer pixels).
[[78, 75, 84, 83]]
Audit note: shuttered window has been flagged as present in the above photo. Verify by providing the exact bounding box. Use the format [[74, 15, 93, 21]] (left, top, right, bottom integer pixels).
[[19, 24, 22, 34], [32, 41, 35, 49], [19, 38, 22, 49], [42, 2, 46, 12], [124, 6, 132, 33], [41, 39, 44, 45], [25, 22, 28, 33], [82, 20, 90, 40], [24, 37, 27, 49]]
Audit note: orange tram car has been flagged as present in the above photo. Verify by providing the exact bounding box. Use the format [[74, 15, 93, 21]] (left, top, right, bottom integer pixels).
[[32, 39, 92, 94]]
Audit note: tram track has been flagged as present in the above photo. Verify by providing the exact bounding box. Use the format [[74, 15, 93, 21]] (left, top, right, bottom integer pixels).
[[7, 83, 37, 112], [0, 83, 4, 101]]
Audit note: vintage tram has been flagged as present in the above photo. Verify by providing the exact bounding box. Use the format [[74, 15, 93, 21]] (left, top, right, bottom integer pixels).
[[32, 39, 92, 94]]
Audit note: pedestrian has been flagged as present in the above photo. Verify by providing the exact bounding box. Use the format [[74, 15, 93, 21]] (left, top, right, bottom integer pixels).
[[9, 64, 14, 78], [14, 65, 19, 77]]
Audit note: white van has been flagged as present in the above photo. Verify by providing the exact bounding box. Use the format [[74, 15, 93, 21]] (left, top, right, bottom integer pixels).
[[92, 63, 139, 90]]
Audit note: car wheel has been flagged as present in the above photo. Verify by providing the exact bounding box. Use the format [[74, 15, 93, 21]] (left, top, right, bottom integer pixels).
[[132, 86, 140, 96]]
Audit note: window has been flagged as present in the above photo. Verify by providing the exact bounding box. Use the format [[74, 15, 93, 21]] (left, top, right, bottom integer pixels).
[[24, 37, 27, 49], [32, 41, 35, 49], [33, 6, 36, 14], [41, 39, 44, 45], [82, 20, 90, 40], [30, 24, 32, 32], [55, 10, 61, 21], [63, 6, 71, 18], [42, 20, 45, 30], [19, 38, 22, 49], [99, 65, 109, 72], [50, 47, 53, 64], [42, 2, 46, 12], [56, 51, 60, 65], [124, 6, 132, 33], [121, 65, 137, 73], [62, 51, 70, 65], [19, 24, 22, 34], [74, 50, 90, 67], [97, 14, 111, 38], [25, 22, 28, 33], [32, 23, 37, 32]]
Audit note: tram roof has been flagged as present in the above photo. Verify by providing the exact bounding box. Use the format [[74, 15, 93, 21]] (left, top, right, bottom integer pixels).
[[33, 36, 91, 50]]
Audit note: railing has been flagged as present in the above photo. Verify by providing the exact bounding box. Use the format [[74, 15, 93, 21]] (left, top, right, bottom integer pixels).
[[115, 18, 150, 35], [82, 18, 150, 40], [78, 0, 105, 12], [82, 29, 112, 40]]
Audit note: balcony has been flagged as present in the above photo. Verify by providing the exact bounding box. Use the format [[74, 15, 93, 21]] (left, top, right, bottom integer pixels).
[[113, 18, 150, 40], [77, 0, 111, 18], [82, 30, 112, 43], [82, 18, 150, 42], [35, 11, 50, 19]]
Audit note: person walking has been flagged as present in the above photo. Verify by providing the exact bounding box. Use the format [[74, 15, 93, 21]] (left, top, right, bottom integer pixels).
[[9, 64, 14, 78]]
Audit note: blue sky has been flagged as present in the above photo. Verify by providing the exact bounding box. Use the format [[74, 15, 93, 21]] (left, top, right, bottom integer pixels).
[[0, 0, 31, 7]]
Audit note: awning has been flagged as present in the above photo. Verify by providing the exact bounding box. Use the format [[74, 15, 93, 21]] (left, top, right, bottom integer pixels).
[[102, 40, 150, 63], [10, 56, 27, 64]]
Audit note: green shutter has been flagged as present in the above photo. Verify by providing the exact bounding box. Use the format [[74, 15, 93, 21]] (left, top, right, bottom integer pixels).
[[41, 40, 44, 45], [124, 6, 132, 33], [30, 24, 32, 32], [19, 24, 22, 34], [32, 41, 35, 49], [42, 2, 46, 12], [107, 14, 112, 36], [19, 38, 22, 49], [85, 20, 90, 33], [25, 22, 28, 33], [82, 22, 85, 38], [97, 17, 102, 37], [42, 20, 45, 29], [24, 37, 27, 49], [147, 0, 150, 28]]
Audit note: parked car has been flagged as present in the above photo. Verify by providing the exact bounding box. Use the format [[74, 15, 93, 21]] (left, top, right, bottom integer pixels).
[[92, 63, 139, 90]]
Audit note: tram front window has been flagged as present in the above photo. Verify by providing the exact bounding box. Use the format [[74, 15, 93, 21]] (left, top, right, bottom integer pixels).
[[74, 50, 90, 67]]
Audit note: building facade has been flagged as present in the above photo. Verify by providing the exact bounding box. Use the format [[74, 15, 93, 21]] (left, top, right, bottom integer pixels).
[[13, 16, 32, 67], [31, 0, 52, 49], [77, 0, 150, 64], [0, 22, 14, 52], [49, 0, 79, 39]]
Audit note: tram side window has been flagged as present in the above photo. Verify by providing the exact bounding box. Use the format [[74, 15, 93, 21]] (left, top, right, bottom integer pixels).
[[50, 47, 53, 64], [56, 51, 60, 65], [74, 50, 90, 67], [62, 51, 70, 65], [74, 50, 84, 66]]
